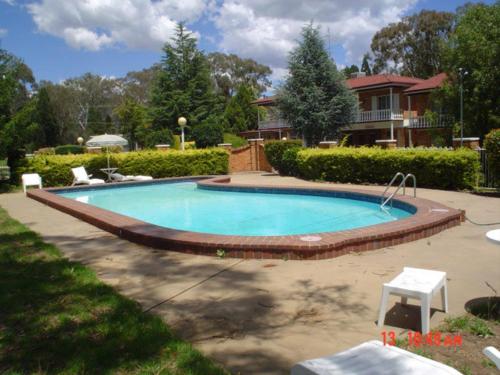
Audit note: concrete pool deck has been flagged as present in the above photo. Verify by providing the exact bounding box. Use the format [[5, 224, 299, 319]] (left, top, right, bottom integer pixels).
[[1, 172, 499, 374]]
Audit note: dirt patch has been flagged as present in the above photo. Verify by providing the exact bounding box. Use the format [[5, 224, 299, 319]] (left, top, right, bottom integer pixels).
[[400, 317, 500, 374]]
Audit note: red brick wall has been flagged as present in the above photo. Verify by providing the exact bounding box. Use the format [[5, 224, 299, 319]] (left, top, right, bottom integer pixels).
[[226, 141, 273, 173]]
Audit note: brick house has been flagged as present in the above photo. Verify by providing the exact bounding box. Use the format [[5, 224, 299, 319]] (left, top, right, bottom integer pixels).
[[243, 72, 452, 147]]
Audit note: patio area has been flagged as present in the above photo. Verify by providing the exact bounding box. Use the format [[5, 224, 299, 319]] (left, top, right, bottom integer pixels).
[[0, 172, 498, 374]]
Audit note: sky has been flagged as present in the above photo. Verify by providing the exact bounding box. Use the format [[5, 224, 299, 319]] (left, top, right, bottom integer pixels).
[[0, 0, 493, 87]]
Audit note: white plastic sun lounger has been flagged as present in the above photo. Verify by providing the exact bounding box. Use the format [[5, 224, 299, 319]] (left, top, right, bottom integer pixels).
[[291, 340, 462, 375], [71, 166, 105, 186], [110, 173, 153, 182], [484, 346, 500, 369]]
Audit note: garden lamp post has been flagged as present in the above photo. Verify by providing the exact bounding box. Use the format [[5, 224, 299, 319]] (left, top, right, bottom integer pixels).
[[178, 117, 187, 151], [77, 136, 84, 146], [458, 68, 467, 147]]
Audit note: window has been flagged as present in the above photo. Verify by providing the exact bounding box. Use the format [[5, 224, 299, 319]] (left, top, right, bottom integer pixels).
[[377, 95, 390, 110]]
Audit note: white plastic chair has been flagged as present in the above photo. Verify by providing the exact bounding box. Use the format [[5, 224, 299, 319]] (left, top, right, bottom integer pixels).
[[291, 340, 461, 375], [378, 267, 448, 334], [484, 346, 500, 369], [22, 173, 42, 193], [71, 167, 105, 186]]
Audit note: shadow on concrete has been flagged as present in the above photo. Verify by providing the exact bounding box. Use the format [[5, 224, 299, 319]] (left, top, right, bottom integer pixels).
[[380, 302, 441, 332], [34, 230, 371, 374]]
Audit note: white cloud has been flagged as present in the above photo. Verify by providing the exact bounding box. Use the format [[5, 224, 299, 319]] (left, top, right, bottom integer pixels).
[[214, 0, 417, 83], [27, 0, 210, 51], [1, 0, 15, 5], [0, 28, 7, 38]]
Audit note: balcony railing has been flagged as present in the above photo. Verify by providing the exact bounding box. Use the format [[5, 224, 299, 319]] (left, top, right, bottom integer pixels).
[[407, 115, 454, 128], [355, 109, 403, 123], [258, 119, 289, 130]]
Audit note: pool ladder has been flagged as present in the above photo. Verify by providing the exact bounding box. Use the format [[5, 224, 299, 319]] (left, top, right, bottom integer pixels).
[[380, 172, 417, 210]]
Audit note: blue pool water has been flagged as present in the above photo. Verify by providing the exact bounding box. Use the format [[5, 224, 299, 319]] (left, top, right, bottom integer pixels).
[[58, 181, 413, 236]]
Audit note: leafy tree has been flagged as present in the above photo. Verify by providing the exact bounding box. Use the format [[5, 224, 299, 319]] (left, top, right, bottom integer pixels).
[[0, 49, 35, 128], [207, 52, 272, 99], [342, 64, 360, 78], [114, 98, 148, 149], [118, 65, 161, 105], [144, 128, 174, 149], [440, 2, 500, 138], [371, 10, 454, 78], [222, 84, 257, 133], [360, 53, 372, 76], [192, 116, 224, 148], [36, 87, 59, 146], [278, 24, 357, 146], [150, 23, 217, 132]]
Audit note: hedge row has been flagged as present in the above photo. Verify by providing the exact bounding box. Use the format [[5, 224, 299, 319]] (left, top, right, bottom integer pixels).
[[264, 140, 303, 175], [294, 147, 480, 190], [484, 129, 500, 187], [18, 149, 229, 187]]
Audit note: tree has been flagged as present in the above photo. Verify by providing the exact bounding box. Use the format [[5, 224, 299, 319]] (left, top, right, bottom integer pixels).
[[207, 52, 272, 99], [371, 10, 454, 78], [441, 2, 500, 137], [36, 87, 59, 146], [278, 24, 357, 146], [114, 98, 148, 149], [150, 23, 217, 132], [342, 64, 359, 78], [361, 53, 372, 76], [192, 116, 224, 148], [0, 49, 35, 128], [222, 84, 258, 133], [118, 65, 161, 105]]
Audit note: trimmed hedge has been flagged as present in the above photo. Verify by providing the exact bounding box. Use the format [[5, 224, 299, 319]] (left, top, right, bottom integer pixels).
[[264, 140, 303, 175], [55, 145, 85, 155], [484, 129, 500, 187], [294, 147, 480, 190], [18, 149, 229, 187]]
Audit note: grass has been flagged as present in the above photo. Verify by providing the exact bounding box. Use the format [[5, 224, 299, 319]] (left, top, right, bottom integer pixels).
[[0, 206, 227, 375], [443, 315, 494, 337], [223, 133, 248, 148]]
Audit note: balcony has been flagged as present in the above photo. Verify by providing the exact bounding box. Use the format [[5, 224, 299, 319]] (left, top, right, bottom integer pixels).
[[407, 114, 454, 128], [258, 119, 289, 130], [354, 109, 403, 123]]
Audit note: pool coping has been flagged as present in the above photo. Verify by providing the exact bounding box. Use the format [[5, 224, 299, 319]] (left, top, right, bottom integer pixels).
[[27, 176, 464, 260]]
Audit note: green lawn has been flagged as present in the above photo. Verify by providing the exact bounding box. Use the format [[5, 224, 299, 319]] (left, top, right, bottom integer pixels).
[[0, 207, 227, 375]]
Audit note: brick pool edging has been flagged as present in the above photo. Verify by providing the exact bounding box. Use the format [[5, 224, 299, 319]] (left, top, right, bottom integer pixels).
[[27, 176, 464, 260]]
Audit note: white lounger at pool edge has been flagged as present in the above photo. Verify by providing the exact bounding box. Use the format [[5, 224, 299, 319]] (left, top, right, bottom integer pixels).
[[110, 173, 153, 182], [291, 340, 462, 375], [71, 166, 105, 186]]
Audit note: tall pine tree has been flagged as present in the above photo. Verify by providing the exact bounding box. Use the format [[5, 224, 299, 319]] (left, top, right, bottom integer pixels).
[[222, 84, 258, 133], [361, 53, 372, 76], [36, 87, 59, 146], [278, 24, 357, 146], [150, 23, 217, 131]]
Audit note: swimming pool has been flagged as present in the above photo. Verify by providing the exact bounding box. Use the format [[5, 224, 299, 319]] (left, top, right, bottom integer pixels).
[[27, 176, 463, 260], [57, 181, 412, 236]]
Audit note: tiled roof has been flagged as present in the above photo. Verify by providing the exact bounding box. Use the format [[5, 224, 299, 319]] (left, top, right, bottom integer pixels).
[[251, 96, 277, 105], [346, 74, 424, 89], [404, 73, 447, 93]]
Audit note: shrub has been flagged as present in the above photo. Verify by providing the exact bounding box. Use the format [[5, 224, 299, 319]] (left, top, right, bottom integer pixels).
[[55, 145, 85, 155], [294, 147, 480, 190], [223, 133, 248, 148], [18, 149, 229, 187], [144, 129, 174, 149], [34, 147, 55, 155], [484, 129, 500, 187], [264, 140, 303, 175], [192, 122, 224, 148]]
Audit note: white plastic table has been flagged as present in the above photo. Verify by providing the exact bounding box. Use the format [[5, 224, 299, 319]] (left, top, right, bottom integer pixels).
[[486, 229, 500, 245], [378, 267, 448, 334], [21, 173, 42, 193], [291, 340, 461, 375]]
